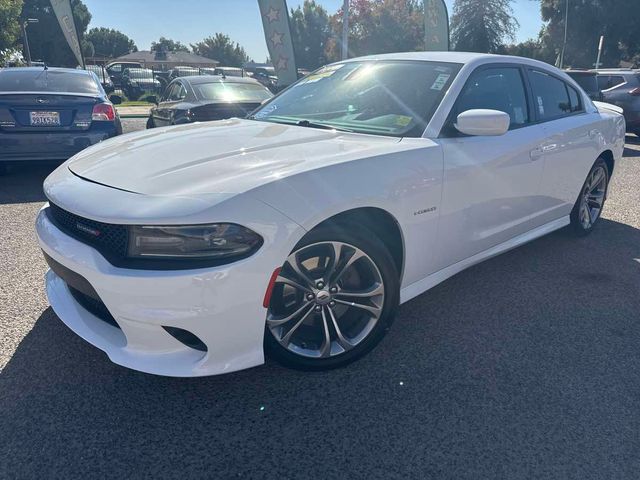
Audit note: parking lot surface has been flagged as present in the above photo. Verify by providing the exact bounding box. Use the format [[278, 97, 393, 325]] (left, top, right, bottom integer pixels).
[[1, 124, 639, 478]]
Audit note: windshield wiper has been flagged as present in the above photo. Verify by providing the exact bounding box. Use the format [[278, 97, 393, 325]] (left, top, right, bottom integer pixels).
[[295, 119, 353, 133]]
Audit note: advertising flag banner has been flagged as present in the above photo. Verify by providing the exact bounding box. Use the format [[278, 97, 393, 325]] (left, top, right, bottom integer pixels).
[[50, 0, 84, 66], [258, 0, 298, 87], [424, 0, 450, 51]]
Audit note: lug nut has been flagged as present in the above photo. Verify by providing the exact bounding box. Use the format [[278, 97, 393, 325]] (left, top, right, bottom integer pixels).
[[306, 293, 314, 301], [329, 287, 338, 293], [329, 301, 336, 307], [314, 305, 322, 312], [316, 281, 325, 289]]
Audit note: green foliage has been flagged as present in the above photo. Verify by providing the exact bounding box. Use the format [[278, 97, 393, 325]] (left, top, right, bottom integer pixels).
[[538, 0, 640, 68], [191, 33, 249, 66], [86, 27, 137, 59], [150, 37, 189, 53], [290, 0, 331, 70], [20, 0, 91, 67], [326, 0, 425, 61], [0, 0, 23, 61], [451, 0, 518, 53]]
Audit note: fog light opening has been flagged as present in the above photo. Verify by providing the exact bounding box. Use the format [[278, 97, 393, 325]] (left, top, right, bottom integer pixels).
[[162, 326, 208, 352]]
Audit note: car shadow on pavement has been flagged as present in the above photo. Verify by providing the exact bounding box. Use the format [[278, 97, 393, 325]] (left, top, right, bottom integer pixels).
[[0, 163, 58, 205], [2, 218, 640, 479]]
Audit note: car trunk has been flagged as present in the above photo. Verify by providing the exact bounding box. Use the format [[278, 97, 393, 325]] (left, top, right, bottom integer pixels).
[[0, 93, 98, 132], [190, 102, 262, 122]]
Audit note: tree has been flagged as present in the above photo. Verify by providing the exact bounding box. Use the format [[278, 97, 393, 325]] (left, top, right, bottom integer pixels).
[[150, 37, 189, 53], [290, 0, 331, 70], [450, 0, 518, 53], [85, 27, 137, 59], [0, 0, 23, 63], [20, 0, 91, 66], [326, 0, 424, 61], [538, 0, 640, 68], [191, 33, 249, 66]]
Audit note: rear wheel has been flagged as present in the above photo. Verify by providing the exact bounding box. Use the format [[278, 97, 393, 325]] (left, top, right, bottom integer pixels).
[[265, 225, 399, 370], [570, 158, 609, 236]]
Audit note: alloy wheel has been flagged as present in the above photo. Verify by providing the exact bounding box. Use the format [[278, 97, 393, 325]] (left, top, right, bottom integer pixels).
[[267, 241, 385, 359], [579, 165, 607, 229]]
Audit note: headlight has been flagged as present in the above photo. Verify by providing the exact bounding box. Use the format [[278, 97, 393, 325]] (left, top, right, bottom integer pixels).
[[128, 224, 263, 261]]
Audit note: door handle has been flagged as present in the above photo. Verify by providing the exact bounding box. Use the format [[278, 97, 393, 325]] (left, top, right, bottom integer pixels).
[[530, 147, 544, 160]]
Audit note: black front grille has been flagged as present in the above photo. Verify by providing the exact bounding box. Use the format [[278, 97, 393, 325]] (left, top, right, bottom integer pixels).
[[47, 203, 128, 260]]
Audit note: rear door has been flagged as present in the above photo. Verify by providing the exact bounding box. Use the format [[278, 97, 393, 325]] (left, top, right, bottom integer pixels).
[[528, 69, 601, 218]]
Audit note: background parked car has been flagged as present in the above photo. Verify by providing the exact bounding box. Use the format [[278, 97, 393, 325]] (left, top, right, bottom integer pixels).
[[122, 67, 162, 100], [85, 65, 114, 93], [0, 67, 122, 175], [146, 75, 272, 128], [595, 69, 640, 135], [168, 66, 201, 81], [565, 70, 603, 101], [105, 61, 142, 89]]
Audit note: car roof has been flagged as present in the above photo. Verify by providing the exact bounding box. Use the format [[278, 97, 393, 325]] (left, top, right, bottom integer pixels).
[[179, 75, 262, 85], [0, 66, 93, 75]]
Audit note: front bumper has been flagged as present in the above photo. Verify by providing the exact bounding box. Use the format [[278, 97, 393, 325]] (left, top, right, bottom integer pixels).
[[36, 198, 303, 376]]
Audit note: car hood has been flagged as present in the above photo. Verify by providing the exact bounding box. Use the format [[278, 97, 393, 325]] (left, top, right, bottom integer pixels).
[[67, 119, 402, 196]]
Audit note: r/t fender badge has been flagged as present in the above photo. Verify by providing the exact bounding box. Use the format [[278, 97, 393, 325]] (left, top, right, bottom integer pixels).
[[414, 207, 437, 216]]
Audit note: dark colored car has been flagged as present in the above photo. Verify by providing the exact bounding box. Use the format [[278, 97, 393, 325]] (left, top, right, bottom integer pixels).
[[146, 76, 273, 128], [595, 69, 640, 135], [565, 70, 603, 102], [105, 61, 142, 89], [121, 67, 162, 100], [86, 65, 114, 93], [0, 67, 122, 174]]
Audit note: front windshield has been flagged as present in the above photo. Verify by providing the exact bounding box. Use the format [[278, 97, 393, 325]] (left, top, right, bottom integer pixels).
[[250, 60, 461, 137], [193, 82, 272, 102]]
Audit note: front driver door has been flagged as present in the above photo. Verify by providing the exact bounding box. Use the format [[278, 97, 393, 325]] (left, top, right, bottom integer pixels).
[[433, 65, 550, 272]]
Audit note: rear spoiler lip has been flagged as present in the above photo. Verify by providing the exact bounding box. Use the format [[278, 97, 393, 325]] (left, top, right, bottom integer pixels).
[[593, 100, 624, 115]]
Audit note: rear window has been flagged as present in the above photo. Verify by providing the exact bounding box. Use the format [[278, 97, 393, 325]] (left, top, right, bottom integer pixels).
[[126, 69, 154, 79], [568, 74, 598, 93], [0, 69, 99, 94], [193, 82, 272, 103]]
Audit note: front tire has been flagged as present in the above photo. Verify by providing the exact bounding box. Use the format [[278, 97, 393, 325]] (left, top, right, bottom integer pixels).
[[570, 157, 609, 236], [146, 116, 155, 129], [265, 224, 399, 371]]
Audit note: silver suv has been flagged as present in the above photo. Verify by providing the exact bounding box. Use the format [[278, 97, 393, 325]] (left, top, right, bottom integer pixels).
[[595, 69, 640, 135]]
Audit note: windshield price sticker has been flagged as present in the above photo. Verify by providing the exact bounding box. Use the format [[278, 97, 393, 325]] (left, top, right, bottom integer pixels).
[[430, 73, 451, 90]]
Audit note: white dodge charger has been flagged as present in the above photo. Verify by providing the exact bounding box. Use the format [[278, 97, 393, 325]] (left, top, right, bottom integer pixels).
[[36, 52, 625, 376]]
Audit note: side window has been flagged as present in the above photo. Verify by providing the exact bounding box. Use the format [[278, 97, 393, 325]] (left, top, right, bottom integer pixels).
[[109, 64, 122, 74], [528, 70, 572, 120], [454, 67, 529, 129], [168, 83, 182, 101], [596, 75, 609, 90], [608, 75, 625, 88], [178, 84, 187, 100], [567, 85, 582, 112]]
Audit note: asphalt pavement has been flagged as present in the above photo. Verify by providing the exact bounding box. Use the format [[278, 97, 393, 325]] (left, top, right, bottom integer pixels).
[[1, 122, 639, 479]]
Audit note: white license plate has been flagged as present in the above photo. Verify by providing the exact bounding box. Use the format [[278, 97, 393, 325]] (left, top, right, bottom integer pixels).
[[30, 111, 60, 126]]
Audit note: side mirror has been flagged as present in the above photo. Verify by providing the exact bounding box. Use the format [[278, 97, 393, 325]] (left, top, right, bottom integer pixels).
[[146, 95, 158, 104], [109, 94, 122, 105], [454, 109, 510, 136]]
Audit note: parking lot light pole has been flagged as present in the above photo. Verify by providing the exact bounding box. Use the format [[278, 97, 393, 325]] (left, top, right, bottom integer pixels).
[[559, 0, 569, 68], [341, 0, 349, 60], [21, 18, 39, 67]]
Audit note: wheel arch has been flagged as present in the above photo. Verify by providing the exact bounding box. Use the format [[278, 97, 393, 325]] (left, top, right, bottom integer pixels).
[[599, 149, 615, 176], [302, 207, 406, 282]]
